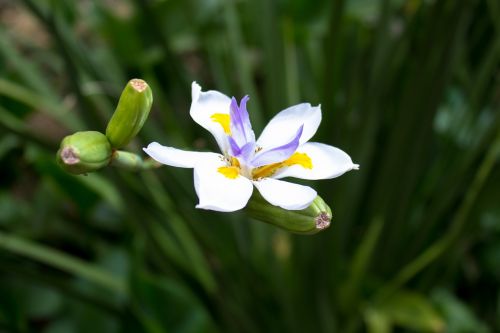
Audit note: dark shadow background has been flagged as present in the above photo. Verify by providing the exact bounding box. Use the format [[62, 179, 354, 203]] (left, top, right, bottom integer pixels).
[[0, 0, 499, 332]]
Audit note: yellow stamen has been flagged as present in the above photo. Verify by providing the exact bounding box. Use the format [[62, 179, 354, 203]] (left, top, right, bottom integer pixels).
[[252, 163, 281, 179], [218, 166, 240, 179], [230, 157, 240, 168], [252, 152, 312, 179], [210, 113, 231, 134], [283, 152, 313, 169]]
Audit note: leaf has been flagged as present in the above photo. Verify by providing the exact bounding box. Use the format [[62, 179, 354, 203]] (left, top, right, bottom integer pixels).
[[371, 291, 445, 332], [431, 289, 490, 333], [363, 307, 391, 333]]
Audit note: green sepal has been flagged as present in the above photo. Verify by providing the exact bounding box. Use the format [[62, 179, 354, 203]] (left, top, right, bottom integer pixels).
[[245, 191, 332, 235], [56, 131, 112, 175], [106, 79, 153, 148]]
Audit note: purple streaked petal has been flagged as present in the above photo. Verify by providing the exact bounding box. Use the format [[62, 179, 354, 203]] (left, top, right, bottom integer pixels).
[[239, 141, 255, 161], [230, 96, 255, 146], [228, 135, 241, 156], [251, 125, 304, 167], [229, 137, 255, 162]]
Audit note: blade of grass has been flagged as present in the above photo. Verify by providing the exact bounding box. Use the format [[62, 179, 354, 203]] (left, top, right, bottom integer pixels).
[[0, 78, 81, 130], [0, 231, 127, 295], [339, 217, 385, 313], [0, 105, 57, 149], [283, 17, 300, 105], [21, 0, 104, 126], [0, 31, 55, 98], [254, 0, 286, 116], [140, 172, 216, 293], [223, 0, 263, 130]]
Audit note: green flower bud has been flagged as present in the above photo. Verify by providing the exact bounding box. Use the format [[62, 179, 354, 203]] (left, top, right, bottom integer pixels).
[[106, 79, 153, 148], [245, 192, 332, 235], [56, 131, 112, 175]]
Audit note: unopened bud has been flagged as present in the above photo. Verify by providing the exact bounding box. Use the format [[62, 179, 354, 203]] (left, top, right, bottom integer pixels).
[[106, 79, 153, 148], [57, 131, 112, 175], [245, 192, 332, 235]]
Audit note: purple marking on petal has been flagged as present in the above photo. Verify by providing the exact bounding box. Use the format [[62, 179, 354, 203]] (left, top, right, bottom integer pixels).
[[251, 125, 304, 167], [230, 96, 255, 147], [239, 142, 255, 161], [228, 135, 241, 156], [229, 137, 255, 163]]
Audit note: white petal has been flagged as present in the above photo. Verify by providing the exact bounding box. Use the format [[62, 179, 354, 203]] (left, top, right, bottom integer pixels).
[[257, 103, 321, 149], [253, 178, 317, 210], [194, 155, 253, 212], [190, 82, 232, 153], [143, 142, 217, 168], [273, 142, 359, 180]]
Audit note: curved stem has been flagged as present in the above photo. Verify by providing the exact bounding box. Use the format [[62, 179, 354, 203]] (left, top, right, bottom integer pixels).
[[110, 150, 161, 170]]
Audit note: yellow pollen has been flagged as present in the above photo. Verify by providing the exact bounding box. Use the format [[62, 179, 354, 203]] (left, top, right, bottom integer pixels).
[[230, 157, 240, 167], [210, 113, 231, 134], [218, 166, 240, 179], [283, 152, 313, 169], [252, 163, 280, 180], [252, 152, 312, 179]]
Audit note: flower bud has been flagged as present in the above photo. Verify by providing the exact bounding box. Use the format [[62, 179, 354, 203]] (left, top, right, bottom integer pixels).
[[245, 192, 332, 235], [106, 79, 153, 148], [56, 131, 112, 175]]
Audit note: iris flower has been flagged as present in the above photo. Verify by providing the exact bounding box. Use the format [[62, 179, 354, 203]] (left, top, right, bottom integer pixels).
[[143, 83, 359, 212]]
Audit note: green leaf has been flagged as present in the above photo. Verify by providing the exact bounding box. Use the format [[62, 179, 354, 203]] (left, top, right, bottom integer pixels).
[[363, 308, 391, 333], [370, 291, 444, 332], [431, 289, 490, 333]]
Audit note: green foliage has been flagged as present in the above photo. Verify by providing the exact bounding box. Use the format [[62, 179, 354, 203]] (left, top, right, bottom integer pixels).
[[365, 291, 444, 333], [0, 0, 499, 332]]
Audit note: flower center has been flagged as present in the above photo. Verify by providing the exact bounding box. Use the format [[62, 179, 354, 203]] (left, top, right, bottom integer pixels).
[[217, 152, 313, 180], [212, 102, 312, 180]]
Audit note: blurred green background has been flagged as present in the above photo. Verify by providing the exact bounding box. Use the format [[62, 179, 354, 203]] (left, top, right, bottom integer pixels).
[[0, 0, 499, 332]]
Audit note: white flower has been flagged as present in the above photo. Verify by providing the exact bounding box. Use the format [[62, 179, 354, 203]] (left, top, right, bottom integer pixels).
[[143, 82, 359, 212]]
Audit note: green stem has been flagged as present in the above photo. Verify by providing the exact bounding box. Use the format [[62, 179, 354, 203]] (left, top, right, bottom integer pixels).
[[110, 150, 161, 170], [376, 126, 500, 301], [0, 231, 127, 295]]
